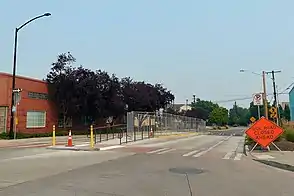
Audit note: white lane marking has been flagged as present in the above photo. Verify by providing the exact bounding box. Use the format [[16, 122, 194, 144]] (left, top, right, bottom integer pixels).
[[223, 152, 234, 160], [234, 153, 243, 161], [157, 148, 176, 154], [193, 150, 207, 158], [193, 135, 232, 158], [147, 148, 169, 154], [182, 150, 200, 157], [99, 145, 124, 151], [254, 154, 275, 160], [143, 135, 205, 147]]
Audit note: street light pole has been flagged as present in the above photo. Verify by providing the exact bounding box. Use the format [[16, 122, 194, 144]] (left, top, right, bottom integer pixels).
[[9, 13, 51, 139]]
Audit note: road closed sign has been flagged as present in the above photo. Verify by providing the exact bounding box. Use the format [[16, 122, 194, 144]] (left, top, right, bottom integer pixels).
[[245, 117, 284, 148]]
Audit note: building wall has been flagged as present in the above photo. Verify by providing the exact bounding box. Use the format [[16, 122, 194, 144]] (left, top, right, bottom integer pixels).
[[0, 73, 57, 134], [289, 89, 294, 121]]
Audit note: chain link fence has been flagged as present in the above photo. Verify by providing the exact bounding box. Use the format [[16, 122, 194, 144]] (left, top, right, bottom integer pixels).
[[124, 111, 206, 143]]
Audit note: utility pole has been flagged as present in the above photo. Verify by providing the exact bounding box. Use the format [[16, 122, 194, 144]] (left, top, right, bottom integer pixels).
[[262, 71, 268, 119], [186, 99, 188, 111], [193, 95, 196, 104], [276, 85, 281, 125], [267, 70, 281, 123], [269, 71, 281, 107]]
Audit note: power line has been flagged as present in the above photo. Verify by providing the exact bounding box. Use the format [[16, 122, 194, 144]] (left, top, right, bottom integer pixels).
[[214, 80, 294, 104], [214, 92, 288, 103]]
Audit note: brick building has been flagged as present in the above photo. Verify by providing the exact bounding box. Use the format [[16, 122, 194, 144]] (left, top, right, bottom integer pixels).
[[0, 72, 57, 134]]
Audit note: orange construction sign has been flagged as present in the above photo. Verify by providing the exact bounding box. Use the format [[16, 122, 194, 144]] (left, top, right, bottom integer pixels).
[[245, 117, 284, 148]]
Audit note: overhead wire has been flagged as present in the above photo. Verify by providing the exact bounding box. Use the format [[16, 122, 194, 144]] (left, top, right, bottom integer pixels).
[[210, 76, 294, 104], [213, 92, 289, 103]]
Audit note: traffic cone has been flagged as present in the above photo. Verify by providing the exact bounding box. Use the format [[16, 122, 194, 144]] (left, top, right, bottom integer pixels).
[[67, 130, 73, 147], [150, 128, 153, 137]]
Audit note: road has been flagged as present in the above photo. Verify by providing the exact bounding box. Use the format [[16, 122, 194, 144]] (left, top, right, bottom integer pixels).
[[0, 127, 293, 195]]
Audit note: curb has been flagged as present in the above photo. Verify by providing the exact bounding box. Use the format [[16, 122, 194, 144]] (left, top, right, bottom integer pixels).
[[154, 132, 201, 139], [46, 146, 100, 151], [243, 144, 249, 156], [253, 159, 294, 172]]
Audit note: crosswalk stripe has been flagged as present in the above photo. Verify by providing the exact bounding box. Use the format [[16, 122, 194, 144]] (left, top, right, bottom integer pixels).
[[222, 152, 234, 160], [192, 150, 207, 158], [182, 150, 200, 157], [157, 148, 176, 154], [193, 136, 231, 158], [147, 148, 169, 154], [233, 153, 242, 161]]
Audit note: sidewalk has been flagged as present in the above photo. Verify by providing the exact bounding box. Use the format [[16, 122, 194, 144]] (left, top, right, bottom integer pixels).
[[0, 135, 89, 149], [47, 132, 201, 151], [0, 131, 201, 149], [250, 151, 294, 172]]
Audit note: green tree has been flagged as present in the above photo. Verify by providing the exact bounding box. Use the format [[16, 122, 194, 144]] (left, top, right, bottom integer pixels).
[[278, 104, 284, 119], [209, 107, 229, 126], [228, 102, 250, 126], [284, 105, 291, 121], [248, 101, 271, 120], [190, 98, 219, 122]]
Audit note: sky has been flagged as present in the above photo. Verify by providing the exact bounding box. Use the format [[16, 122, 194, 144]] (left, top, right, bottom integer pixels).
[[1, 0, 294, 109]]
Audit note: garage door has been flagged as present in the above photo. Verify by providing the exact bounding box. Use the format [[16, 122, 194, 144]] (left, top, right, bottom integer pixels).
[[0, 107, 8, 133]]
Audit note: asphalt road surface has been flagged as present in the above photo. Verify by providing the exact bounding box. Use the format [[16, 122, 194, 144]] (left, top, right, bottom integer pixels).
[[0, 127, 293, 195], [206, 126, 247, 136]]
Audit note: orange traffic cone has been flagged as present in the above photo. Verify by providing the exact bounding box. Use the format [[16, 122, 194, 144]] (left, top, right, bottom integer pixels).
[[67, 130, 73, 147]]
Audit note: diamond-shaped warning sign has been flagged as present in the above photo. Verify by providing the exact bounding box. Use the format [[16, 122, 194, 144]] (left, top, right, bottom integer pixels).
[[245, 117, 284, 148]]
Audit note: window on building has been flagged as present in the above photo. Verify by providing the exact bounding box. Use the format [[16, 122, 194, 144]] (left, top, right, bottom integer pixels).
[[26, 111, 46, 128], [28, 92, 48, 100]]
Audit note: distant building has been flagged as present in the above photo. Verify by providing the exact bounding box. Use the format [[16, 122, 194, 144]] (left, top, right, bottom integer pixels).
[[289, 87, 294, 121], [171, 104, 192, 113]]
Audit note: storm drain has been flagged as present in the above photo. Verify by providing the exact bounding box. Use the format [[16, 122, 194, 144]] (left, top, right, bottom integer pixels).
[[169, 167, 205, 175]]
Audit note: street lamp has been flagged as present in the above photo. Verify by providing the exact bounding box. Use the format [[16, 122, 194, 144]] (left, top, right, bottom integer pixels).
[[240, 69, 262, 76], [9, 13, 51, 138]]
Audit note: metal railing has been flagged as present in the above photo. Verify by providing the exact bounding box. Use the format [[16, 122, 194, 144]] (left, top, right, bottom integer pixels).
[[82, 111, 206, 146], [87, 124, 127, 144], [126, 111, 206, 138]]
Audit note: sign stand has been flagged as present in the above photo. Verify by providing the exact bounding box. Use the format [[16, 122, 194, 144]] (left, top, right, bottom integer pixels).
[[249, 142, 282, 153], [250, 143, 258, 153], [271, 142, 282, 152], [246, 117, 284, 154], [253, 93, 262, 120]]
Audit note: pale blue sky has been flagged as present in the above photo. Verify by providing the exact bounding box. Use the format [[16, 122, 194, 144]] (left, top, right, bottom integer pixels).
[[1, 0, 294, 108]]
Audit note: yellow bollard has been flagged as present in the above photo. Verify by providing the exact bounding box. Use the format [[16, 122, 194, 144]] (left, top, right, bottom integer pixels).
[[90, 125, 94, 149], [52, 125, 56, 146]]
